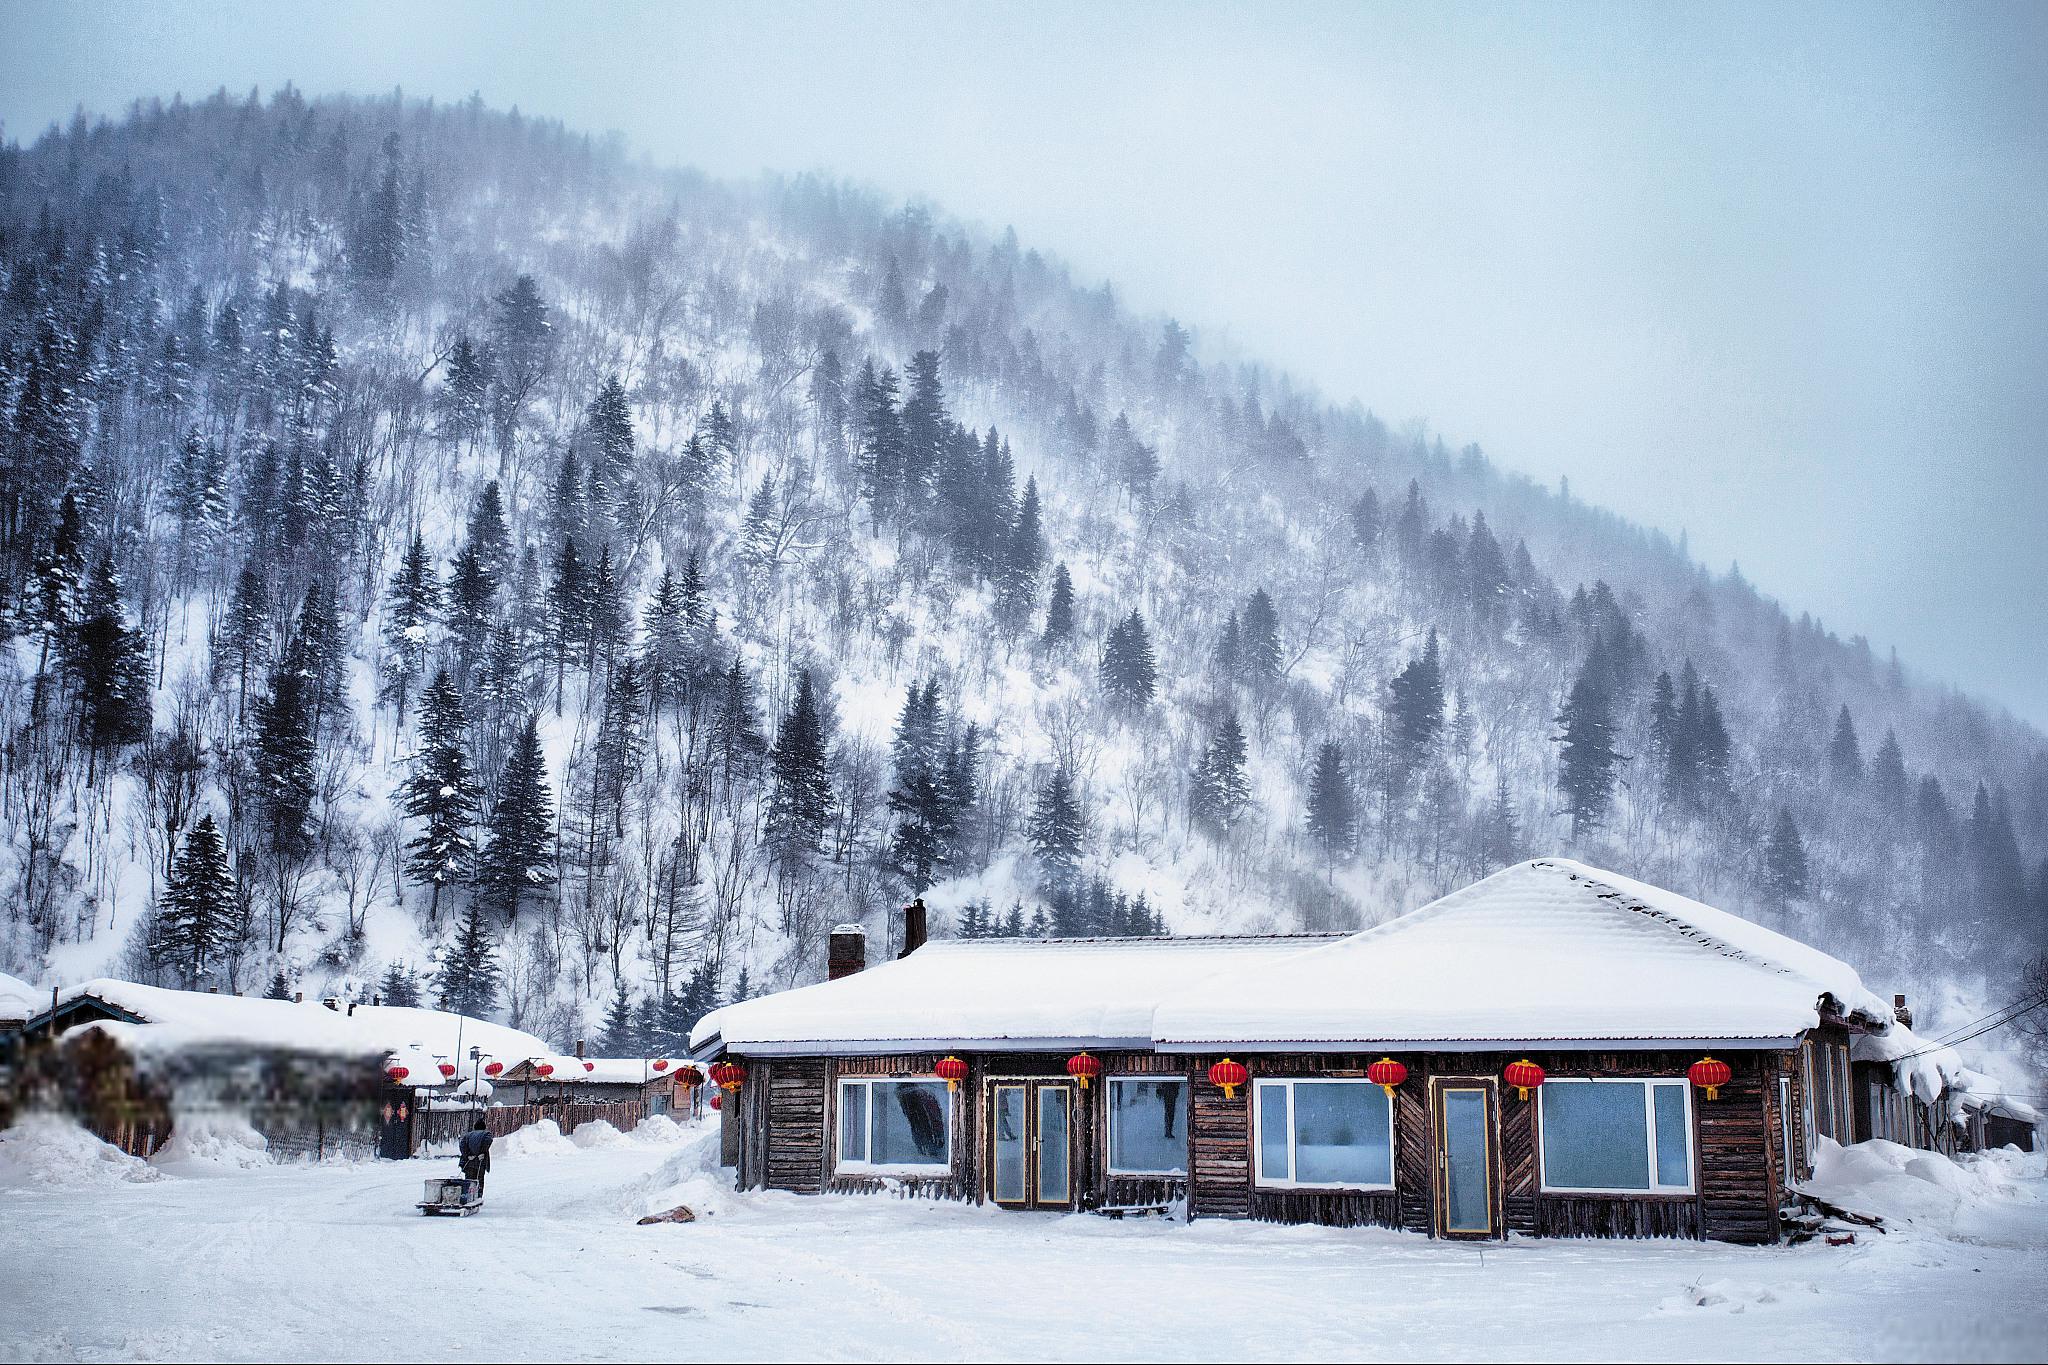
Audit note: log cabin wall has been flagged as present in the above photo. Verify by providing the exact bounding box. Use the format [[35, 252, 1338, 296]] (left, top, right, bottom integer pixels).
[[1187, 1047, 1784, 1244], [736, 1042, 1795, 1242], [826, 1052, 973, 1199]]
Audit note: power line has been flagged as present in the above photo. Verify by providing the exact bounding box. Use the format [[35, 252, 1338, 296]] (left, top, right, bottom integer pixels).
[[1888, 994, 2048, 1062]]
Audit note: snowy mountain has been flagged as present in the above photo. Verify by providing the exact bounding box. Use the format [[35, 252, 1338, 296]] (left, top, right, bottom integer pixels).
[[0, 88, 2041, 1052]]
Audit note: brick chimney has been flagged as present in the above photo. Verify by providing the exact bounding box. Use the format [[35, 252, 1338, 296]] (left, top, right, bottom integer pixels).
[[575, 1038, 587, 1059], [899, 897, 928, 959], [1894, 994, 1912, 1027], [829, 924, 868, 980]]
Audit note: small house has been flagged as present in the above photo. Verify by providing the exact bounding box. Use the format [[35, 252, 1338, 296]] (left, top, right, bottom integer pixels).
[[693, 858, 1945, 1243], [491, 1055, 690, 1112]]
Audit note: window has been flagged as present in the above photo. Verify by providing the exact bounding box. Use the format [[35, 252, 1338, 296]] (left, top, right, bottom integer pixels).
[[1253, 1078, 1394, 1189], [1778, 1076, 1794, 1184], [1108, 1078, 1187, 1174], [1538, 1078, 1693, 1194], [836, 1078, 951, 1170]]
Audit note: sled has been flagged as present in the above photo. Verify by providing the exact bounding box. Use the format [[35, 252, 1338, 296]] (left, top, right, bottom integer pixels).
[[417, 1176, 483, 1216]]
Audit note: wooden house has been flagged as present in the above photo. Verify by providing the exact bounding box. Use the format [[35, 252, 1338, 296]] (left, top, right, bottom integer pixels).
[[490, 1055, 691, 1112], [692, 858, 1973, 1243]]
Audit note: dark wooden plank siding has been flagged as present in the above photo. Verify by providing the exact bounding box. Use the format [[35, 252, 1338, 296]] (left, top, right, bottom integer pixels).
[[733, 1039, 1801, 1243], [763, 1059, 827, 1194]]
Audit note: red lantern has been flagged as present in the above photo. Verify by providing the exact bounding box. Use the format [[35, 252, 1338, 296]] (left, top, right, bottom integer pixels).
[[1065, 1051, 1102, 1090], [385, 1064, 410, 1083], [935, 1056, 970, 1091], [677, 1064, 705, 1088], [1503, 1059, 1546, 1102], [711, 1061, 747, 1091], [484, 1061, 504, 1078], [1688, 1056, 1732, 1101], [535, 1062, 555, 1078], [652, 1058, 670, 1073], [1366, 1057, 1408, 1097], [710, 1090, 723, 1111], [438, 1062, 457, 1080], [583, 1060, 595, 1073], [1207, 1057, 1249, 1099]]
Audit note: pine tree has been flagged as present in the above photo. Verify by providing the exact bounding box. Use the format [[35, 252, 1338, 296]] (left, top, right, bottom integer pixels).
[[1828, 704, 1862, 786], [473, 715, 556, 920], [641, 568, 692, 715], [766, 670, 834, 866], [1553, 651, 1624, 838], [1387, 628, 1446, 773], [1350, 488, 1383, 552], [709, 655, 767, 791], [996, 476, 1047, 624], [264, 969, 293, 1002], [158, 814, 238, 986], [1872, 730, 1909, 813], [440, 335, 492, 447], [378, 961, 421, 1008], [1478, 773, 1523, 869], [434, 902, 501, 1019], [381, 531, 438, 725], [585, 374, 635, 479], [591, 656, 645, 838], [1100, 610, 1158, 711], [252, 638, 318, 869], [1238, 589, 1283, 690], [1189, 710, 1253, 838], [1028, 767, 1086, 897], [545, 538, 587, 711], [598, 979, 638, 1056], [1041, 562, 1075, 650], [216, 562, 271, 710], [1304, 740, 1356, 862], [70, 552, 153, 772], [31, 491, 85, 671], [292, 582, 349, 740], [465, 480, 512, 586], [854, 361, 904, 524], [401, 671, 481, 921], [1762, 808, 1810, 903]]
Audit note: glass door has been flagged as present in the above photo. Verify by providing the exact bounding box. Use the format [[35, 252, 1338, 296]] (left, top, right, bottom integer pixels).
[[992, 1084, 1029, 1205], [1036, 1085, 1071, 1205], [988, 1080, 1074, 1209], [1432, 1079, 1497, 1238]]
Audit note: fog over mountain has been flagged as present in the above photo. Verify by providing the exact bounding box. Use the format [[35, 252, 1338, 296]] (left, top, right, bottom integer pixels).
[[0, 90, 2040, 1057]]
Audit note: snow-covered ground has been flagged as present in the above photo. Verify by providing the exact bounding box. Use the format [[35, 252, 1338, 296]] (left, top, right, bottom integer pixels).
[[2, 1116, 2043, 1363]]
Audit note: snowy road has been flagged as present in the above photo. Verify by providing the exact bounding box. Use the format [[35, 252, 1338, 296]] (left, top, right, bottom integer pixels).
[[2, 1119, 2044, 1363]]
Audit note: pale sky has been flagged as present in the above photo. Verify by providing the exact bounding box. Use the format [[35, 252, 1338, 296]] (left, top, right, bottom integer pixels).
[[4, 1, 2045, 723]]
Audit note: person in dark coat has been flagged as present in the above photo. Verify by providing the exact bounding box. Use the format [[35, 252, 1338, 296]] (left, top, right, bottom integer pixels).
[[458, 1119, 492, 1194]]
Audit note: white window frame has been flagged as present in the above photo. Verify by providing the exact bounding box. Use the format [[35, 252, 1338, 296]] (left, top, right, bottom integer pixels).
[[1251, 1077, 1397, 1192], [834, 1076, 953, 1174], [1105, 1074, 1190, 1176], [1536, 1076, 1695, 1196]]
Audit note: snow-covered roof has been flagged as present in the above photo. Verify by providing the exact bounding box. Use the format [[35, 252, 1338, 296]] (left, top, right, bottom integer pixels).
[[1953, 1067, 2042, 1125], [692, 935, 1346, 1056], [0, 970, 39, 1024], [1851, 1021, 1966, 1106], [1153, 860, 1895, 1049], [498, 1056, 667, 1085], [42, 979, 550, 1086]]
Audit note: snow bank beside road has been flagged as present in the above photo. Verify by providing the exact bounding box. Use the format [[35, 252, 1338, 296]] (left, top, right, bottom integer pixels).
[[150, 1112, 271, 1173], [0, 1114, 161, 1191]]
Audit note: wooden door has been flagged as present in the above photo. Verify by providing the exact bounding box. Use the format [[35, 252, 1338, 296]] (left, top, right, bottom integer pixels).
[[1431, 1077, 1499, 1238], [989, 1080, 1076, 1209]]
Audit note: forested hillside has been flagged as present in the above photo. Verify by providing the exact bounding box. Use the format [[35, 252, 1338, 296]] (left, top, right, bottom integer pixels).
[[1, 89, 2041, 1052]]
